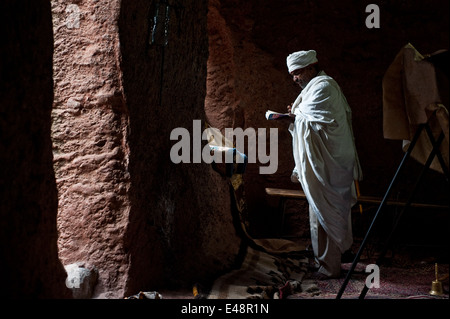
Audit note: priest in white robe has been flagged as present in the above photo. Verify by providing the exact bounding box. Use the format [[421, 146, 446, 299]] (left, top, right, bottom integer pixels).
[[286, 50, 363, 278]]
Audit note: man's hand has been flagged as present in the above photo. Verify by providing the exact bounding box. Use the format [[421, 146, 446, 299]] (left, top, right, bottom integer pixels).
[[287, 103, 296, 118], [287, 103, 293, 113]]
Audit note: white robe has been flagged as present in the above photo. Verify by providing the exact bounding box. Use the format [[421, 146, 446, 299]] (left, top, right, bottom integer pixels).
[[289, 71, 362, 252]]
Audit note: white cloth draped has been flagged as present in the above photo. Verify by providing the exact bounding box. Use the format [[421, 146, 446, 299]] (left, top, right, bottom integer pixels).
[[289, 71, 362, 252]]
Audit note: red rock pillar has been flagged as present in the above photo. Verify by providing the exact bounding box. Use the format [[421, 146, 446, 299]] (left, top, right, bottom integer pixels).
[[51, 0, 131, 298], [52, 0, 242, 297]]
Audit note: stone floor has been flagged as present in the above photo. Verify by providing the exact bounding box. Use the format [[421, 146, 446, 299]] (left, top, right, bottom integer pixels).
[[155, 238, 449, 300], [130, 203, 450, 300]]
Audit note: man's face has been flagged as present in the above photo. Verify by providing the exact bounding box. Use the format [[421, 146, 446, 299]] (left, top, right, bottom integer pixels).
[[290, 66, 315, 89]]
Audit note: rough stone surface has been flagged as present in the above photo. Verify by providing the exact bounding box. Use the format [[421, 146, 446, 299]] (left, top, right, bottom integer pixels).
[[0, 0, 71, 298], [206, 0, 244, 132], [119, 0, 242, 294], [52, 0, 242, 297], [51, 0, 131, 298]]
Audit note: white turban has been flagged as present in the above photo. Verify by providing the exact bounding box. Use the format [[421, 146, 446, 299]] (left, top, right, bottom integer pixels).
[[286, 50, 318, 73]]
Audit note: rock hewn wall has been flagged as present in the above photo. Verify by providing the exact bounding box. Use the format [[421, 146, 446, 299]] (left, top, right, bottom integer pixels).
[[52, 0, 242, 297], [51, 0, 131, 298], [0, 0, 70, 298], [119, 0, 242, 294]]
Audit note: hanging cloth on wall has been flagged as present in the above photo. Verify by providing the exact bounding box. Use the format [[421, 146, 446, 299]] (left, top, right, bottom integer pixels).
[[382, 43, 449, 173]]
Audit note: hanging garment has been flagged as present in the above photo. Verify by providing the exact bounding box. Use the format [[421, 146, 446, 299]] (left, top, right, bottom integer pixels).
[[382, 43, 449, 173]]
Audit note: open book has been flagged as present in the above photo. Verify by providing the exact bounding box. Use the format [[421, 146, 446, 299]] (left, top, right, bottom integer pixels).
[[265, 110, 291, 120]]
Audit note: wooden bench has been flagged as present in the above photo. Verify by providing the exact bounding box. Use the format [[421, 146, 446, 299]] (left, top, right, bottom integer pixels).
[[265, 187, 448, 236], [265, 187, 448, 209]]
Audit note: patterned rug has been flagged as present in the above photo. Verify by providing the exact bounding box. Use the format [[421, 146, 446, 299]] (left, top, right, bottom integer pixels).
[[290, 262, 449, 299], [208, 245, 314, 299], [207, 174, 316, 299], [212, 172, 449, 300]]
